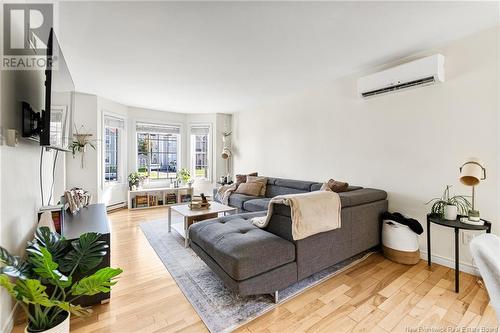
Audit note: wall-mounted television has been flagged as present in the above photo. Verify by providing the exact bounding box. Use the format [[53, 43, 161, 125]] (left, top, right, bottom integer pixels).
[[22, 28, 74, 151]]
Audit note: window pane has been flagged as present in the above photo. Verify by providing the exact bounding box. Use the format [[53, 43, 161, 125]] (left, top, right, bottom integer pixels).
[[104, 127, 118, 182], [137, 127, 179, 179], [192, 132, 209, 179]]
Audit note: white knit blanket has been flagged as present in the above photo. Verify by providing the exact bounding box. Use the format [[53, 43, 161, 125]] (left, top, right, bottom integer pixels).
[[215, 184, 237, 205], [470, 233, 500, 322], [251, 191, 341, 240]]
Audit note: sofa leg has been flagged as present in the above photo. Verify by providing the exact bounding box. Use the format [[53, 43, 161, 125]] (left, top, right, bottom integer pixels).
[[273, 291, 279, 303]]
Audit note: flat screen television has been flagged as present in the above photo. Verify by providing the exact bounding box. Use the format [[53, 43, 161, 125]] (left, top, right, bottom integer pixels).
[[22, 28, 74, 151]]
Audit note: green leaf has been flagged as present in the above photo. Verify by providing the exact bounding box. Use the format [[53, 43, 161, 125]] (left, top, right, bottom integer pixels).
[[53, 301, 92, 316], [0, 274, 18, 299], [70, 267, 122, 296], [0, 246, 30, 279], [28, 247, 69, 288], [60, 233, 108, 274], [14, 279, 53, 307], [28, 227, 68, 263]]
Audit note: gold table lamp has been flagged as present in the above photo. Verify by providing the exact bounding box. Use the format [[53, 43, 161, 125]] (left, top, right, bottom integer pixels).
[[459, 157, 486, 223]]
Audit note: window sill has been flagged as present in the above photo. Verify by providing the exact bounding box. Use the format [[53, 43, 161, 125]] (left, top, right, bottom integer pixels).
[[194, 178, 212, 183]]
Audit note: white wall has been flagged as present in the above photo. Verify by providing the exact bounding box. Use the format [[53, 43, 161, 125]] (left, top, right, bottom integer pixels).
[[66, 93, 99, 202], [0, 67, 56, 332], [232, 27, 500, 271], [215, 113, 233, 182]]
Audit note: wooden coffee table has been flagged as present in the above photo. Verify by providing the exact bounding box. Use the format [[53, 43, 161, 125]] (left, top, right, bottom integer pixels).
[[168, 202, 237, 247]]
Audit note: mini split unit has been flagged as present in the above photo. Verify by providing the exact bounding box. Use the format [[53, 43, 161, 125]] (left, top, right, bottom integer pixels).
[[358, 54, 445, 98]]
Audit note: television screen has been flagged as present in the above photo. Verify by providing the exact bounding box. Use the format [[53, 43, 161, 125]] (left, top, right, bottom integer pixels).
[[41, 29, 74, 150]]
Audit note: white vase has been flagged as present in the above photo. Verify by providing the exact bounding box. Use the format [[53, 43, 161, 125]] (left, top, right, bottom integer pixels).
[[25, 312, 70, 333], [444, 205, 458, 221]]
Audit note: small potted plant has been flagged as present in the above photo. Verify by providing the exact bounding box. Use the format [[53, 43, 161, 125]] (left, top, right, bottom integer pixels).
[[0, 227, 122, 333], [128, 172, 145, 190], [177, 168, 193, 187], [426, 185, 471, 220]]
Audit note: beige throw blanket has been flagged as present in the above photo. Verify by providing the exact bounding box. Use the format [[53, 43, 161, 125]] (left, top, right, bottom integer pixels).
[[251, 191, 342, 240], [215, 183, 238, 205]]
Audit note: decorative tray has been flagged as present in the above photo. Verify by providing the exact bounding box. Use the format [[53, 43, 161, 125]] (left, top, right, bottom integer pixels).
[[188, 201, 211, 210]]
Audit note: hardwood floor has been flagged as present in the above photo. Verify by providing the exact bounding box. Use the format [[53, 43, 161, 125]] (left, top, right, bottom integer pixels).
[[13, 207, 498, 332]]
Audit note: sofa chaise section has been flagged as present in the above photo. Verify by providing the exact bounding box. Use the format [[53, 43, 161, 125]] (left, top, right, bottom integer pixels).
[[189, 212, 298, 296]]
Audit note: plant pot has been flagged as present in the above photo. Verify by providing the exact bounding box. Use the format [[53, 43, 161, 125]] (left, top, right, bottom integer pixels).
[[25, 312, 70, 333], [444, 204, 458, 221], [468, 210, 481, 221]]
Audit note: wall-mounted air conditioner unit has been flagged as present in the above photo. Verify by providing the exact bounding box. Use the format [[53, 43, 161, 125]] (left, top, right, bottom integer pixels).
[[358, 54, 445, 98]]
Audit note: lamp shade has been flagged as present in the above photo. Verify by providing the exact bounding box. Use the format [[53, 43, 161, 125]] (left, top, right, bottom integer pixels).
[[459, 158, 486, 186], [221, 147, 232, 160]]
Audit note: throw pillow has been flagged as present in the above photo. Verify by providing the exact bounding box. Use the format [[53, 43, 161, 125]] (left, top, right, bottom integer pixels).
[[235, 182, 263, 196], [235, 172, 258, 185], [246, 175, 268, 196], [327, 179, 349, 192]]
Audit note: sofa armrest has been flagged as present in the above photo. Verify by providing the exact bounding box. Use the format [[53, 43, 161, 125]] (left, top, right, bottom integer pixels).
[[265, 204, 294, 242], [339, 188, 387, 208]]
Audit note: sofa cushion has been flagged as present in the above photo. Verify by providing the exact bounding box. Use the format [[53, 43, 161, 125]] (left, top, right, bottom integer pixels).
[[267, 188, 388, 217], [235, 172, 258, 185], [189, 212, 296, 281], [246, 176, 268, 196], [339, 188, 387, 207], [229, 193, 259, 209], [273, 178, 317, 191], [265, 184, 308, 198], [243, 198, 271, 212], [235, 182, 263, 197]]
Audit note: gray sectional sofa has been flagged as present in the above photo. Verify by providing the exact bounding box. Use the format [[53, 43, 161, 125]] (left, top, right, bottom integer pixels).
[[189, 177, 387, 301]]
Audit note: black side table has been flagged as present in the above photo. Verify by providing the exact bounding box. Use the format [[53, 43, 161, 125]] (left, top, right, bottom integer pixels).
[[427, 213, 491, 293]]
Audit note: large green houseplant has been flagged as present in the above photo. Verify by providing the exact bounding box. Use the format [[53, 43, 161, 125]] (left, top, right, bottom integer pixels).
[[0, 227, 122, 333]]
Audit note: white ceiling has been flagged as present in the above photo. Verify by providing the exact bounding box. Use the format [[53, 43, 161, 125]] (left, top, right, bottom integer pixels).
[[58, 1, 499, 113]]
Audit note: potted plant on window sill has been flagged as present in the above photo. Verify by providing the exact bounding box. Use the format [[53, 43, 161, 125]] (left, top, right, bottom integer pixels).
[[0, 227, 123, 333], [177, 168, 193, 188], [426, 185, 471, 220], [128, 172, 145, 190]]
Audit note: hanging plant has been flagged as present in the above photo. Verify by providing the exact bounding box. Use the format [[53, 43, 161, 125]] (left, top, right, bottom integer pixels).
[[69, 125, 96, 168]]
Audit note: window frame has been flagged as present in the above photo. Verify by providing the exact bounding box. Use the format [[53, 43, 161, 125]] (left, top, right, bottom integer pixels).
[[189, 124, 212, 182], [102, 112, 126, 186], [136, 122, 181, 181], [104, 126, 119, 183]]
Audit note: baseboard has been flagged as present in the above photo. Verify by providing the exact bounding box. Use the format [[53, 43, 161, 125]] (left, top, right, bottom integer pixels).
[[2, 303, 18, 333], [420, 250, 480, 276], [106, 202, 126, 212]]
